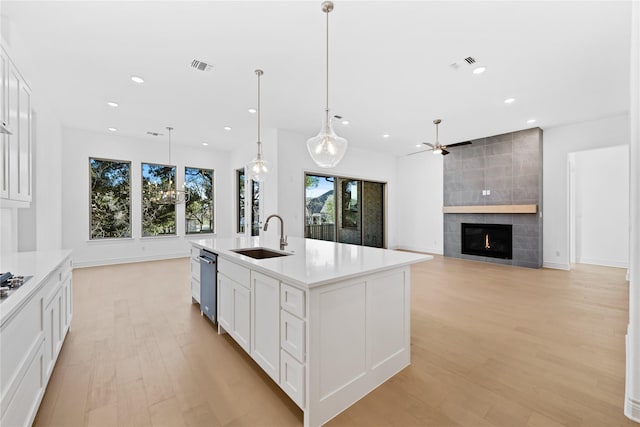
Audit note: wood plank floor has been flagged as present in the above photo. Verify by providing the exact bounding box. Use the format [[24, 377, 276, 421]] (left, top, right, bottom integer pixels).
[[33, 255, 634, 427]]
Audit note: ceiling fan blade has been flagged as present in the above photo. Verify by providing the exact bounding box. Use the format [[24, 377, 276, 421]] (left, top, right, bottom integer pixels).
[[406, 150, 429, 156], [422, 142, 435, 148], [441, 149, 450, 155], [444, 141, 472, 148]]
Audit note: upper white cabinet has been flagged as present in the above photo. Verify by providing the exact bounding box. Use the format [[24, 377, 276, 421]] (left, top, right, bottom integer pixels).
[[1, 45, 32, 207]]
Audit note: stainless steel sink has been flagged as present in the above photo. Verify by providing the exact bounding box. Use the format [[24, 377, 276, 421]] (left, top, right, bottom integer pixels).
[[230, 247, 292, 259]]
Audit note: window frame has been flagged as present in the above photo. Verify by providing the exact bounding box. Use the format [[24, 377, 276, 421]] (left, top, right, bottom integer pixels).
[[89, 157, 132, 240], [141, 161, 177, 238], [237, 168, 246, 234], [184, 166, 215, 235]]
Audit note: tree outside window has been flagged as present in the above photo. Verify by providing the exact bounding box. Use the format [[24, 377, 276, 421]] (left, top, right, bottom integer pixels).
[[251, 179, 260, 236], [237, 169, 245, 233], [142, 163, 176, 237], [90, 158, 131, 239], [185, 167, 214, 234]]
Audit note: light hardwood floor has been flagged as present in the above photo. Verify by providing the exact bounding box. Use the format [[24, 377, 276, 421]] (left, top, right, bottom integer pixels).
[[33, 255, 634, 427]]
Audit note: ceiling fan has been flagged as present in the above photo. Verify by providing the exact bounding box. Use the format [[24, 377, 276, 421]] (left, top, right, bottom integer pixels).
[[410, 119, 472, 156]]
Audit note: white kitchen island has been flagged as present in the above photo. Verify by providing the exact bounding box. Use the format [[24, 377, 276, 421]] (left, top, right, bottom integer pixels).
[[190, 236, 431, 427]]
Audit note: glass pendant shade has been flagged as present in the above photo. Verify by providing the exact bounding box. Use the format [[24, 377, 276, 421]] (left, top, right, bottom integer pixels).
[[247, 151, 270, 183], [306, 110, 348, 168]]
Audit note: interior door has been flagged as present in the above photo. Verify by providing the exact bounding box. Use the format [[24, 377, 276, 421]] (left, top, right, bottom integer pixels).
[[362, 181, 385, 248]]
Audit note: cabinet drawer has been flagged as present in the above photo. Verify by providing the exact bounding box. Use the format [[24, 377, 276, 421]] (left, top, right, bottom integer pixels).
[[281, 283, 305, 318], [281, 310, 305, 363], [190, 246, 200, 259], [190, 257, 200, 280], [280, 350, 305, 409], [218, 258, 250, 289]]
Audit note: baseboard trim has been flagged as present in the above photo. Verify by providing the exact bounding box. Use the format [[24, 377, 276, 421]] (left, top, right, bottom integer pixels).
[[576, 257, 629, 269], [542, 262, 570, 270], [392, 245, 443, 255], [625, 396, 640, 423], [73, 252, 188, 268]]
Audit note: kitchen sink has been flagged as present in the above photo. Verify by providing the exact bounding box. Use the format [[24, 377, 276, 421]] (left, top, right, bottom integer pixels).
[[230, 247, 292, 259]]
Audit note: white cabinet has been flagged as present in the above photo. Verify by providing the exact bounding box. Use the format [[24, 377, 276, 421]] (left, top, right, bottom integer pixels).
[[0, 45, 32, 207], [1, 253, 72, 427], [190, 246, 200, 304], [217, 258, 251, 353], [251, 271, 280, 382]]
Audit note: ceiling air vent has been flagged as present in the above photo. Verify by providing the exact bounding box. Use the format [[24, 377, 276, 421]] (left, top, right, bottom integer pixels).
[[449, 56, 478, 70], [146, 131, 164, 137], [191, 59, 213, 72]]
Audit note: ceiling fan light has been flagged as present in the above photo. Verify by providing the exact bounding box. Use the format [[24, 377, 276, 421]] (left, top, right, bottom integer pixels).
[[433, 148, 442, 155]]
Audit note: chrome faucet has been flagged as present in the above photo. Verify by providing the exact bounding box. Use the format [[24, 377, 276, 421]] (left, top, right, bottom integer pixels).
[[263, 214, 288, 250]]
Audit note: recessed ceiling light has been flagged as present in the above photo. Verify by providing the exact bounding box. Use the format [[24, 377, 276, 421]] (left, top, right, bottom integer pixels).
[[107, 101, 119, 107], [202, 142, 209, 146], [130, 76, 144, 84], [248, 108, 257, 114], [108, 127, 117, 132], [341, 120, 350, 125], [382, 134, 390, 138], [527, 119, 537, 124], [504, 98, 516, 104], [472, 66, 486, 75], [223, 126, 232, 131], [415, 144, 422, 148]]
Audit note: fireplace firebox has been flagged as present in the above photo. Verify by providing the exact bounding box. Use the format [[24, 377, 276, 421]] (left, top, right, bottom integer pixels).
[[461, 223, 513, 260]]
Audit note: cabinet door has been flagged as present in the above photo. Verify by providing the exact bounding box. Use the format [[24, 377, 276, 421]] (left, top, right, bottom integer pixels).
[[62, 275, 72, 333], [43, 299, 55, 379], [232, 283, 251, 353], [251, 271, 280, 382], [1, 52, 8, 199], [217, 274, 232, 332], [16, 80, 31, 201], [7, 65, 18, 200]]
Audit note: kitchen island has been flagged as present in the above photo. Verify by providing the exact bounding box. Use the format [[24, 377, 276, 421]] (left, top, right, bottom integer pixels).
[[190, 236, 431, 427]]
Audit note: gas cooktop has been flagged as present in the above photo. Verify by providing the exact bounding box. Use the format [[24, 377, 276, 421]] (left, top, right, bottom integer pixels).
[[0, 272, 33, 299]]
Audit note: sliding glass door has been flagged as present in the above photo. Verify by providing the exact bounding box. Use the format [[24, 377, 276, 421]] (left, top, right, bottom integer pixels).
[[304, 173, 385, 248]]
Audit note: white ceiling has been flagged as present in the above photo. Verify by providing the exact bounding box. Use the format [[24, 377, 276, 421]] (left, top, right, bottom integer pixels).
[[1, 1, 631, 156]]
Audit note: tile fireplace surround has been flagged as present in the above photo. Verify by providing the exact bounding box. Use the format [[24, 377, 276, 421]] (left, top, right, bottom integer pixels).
[[443, 127, 543, 268]]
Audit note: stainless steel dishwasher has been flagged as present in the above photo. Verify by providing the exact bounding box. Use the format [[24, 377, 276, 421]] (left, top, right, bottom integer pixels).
[[199, 249, 217, 323]]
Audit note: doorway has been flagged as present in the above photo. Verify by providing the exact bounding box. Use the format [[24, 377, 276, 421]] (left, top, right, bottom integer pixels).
[[569, 145, 630, 268]]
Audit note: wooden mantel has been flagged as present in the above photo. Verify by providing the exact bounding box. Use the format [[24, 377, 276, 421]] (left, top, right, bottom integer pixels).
[[443, 204, 538, 214]]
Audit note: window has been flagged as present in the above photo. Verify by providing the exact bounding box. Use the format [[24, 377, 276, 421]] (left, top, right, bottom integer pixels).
[[305, 174, 336, 241], [89, 158, 131, 239], [185, 167, 214, 234], [141, 163, 176, 237], [251, 179, 260, 236], [237, 169, 245, 233]]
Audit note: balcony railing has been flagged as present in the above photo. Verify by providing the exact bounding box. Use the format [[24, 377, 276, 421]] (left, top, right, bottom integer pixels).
[[305, 223, 335, 241]]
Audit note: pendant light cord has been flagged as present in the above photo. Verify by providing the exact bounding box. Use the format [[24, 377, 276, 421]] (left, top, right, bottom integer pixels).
[[325, 8, 329, 113], [255, 69, 263, 159]]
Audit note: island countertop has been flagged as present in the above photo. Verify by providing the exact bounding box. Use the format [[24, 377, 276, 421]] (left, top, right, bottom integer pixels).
[[190, 236, 432, 288]]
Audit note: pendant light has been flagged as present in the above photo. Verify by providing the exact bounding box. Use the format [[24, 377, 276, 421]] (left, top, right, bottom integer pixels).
[[247, 69, 270, 182], [306, 1, 348, 168], [150, 126, 189, 205]]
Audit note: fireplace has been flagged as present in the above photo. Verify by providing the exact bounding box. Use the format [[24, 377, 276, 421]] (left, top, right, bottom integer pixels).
[[461, 223, 513, 260]]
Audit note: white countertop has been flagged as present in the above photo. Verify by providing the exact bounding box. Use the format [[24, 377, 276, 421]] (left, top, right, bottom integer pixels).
[[0, 249, 72, 326], [190, 236, 432, 288]]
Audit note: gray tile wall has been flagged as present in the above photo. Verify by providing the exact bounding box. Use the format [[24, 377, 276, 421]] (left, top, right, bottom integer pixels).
[[443, 128, 543, 268]]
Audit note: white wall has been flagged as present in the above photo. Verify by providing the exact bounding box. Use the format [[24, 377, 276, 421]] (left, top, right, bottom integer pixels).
[[395, 152, 443, 254], [276, 129, 398, 248], [543, 114, 629, 270], [61, 127, 231, 267], [573, 145, 629, 268]]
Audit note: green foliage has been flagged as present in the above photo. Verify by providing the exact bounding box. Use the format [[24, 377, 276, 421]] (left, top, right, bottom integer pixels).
[[185, 167, 214, 234], [142, 163, 176, 236], [90, 158, 131, 239]]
